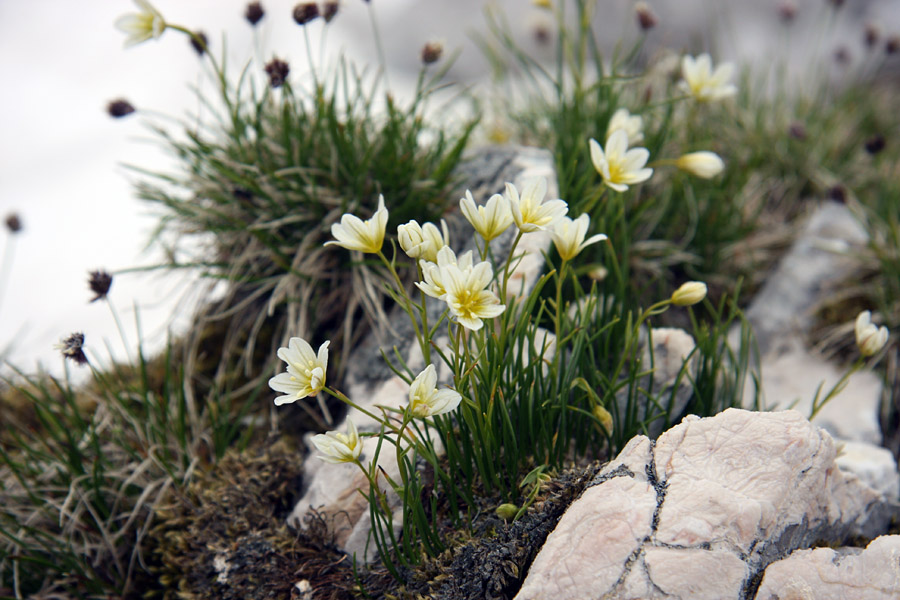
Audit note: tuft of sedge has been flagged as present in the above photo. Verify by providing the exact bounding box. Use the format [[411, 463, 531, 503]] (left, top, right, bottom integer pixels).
[[56, 333, 89, 366]]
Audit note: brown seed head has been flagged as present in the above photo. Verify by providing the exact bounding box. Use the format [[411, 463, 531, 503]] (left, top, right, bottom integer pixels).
[[88, 270, 113, 303], [264, 57, 290, 88], [293, 2, 320, 25], [189, 31, 208, 56], [107, 99, 136, 118], [322, 1, 339, 22], [245, 2, 265, 25], [833, 46, 850, 65], [778, 1, 797, 23], [533, 23, 551, 45], [56, 333, 89, 366], [5, 213, 22, 233], [864, 135, 886, 155], [865, 23, 880, 49], [829, 0, 845, 7], [788, 122, 807, 140], [421, 41, 443, 64], [887, 35, 900, 55], [828, 184, 848, 204], [635, 2, 658, 31]]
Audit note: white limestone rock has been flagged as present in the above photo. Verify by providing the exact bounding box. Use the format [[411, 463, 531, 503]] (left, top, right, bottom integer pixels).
[[835, 440, 900, 502], [754, 535, 900, 600], [735, 201, 882, 444], [515, 408, 900, 600]]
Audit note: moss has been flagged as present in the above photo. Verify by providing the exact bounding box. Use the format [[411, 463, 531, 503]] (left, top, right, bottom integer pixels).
[[146, 437, 375, 600]]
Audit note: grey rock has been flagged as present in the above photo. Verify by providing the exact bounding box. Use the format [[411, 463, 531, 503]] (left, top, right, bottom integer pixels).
[[515, 408, 900, 600]]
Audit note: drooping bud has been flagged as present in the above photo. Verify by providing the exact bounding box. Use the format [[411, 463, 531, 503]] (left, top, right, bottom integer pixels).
[[671, 281, 707, 306], [676, 151, 725, 179]]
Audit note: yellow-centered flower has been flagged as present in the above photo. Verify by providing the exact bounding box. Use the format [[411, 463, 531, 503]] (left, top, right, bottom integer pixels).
[[269, 337, 329, 405], [671, 282, 707, 306], [311, 420, 362, 464], [589, 131, 653, 192], [398, 219, 449, 263], [676, 151, 725, 178], [507, 178, 568, 233], [442, 261, 506, 331], [115, 0, 167, 47], [855, 311, 889, 357], [679, 54, 737, 102], [460, 190, 514, 242], [550, 213, 608, 261], [408, 364, 462, 418], [416, 246, 474, 300], [325, 195, 388, 253], [606, 108, 644, 146]]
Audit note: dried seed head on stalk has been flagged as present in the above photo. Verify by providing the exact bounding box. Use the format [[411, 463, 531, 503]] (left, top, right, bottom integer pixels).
[[293, 2, 320, 25], [88, 270, 113, 303], [264, 57, 290, 88], [245, 1, 265, 25], [5, 213, 22, 233], [107, 99, 136, 118], [55, 332, 89, 366]]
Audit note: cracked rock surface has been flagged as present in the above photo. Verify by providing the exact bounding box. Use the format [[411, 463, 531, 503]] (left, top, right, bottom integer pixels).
[[514, 408, 900, 600], [754, 535, 900, 600]]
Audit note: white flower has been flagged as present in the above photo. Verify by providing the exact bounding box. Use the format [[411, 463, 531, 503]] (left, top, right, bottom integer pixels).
[[506, 178, 568, 233], [671, 282, 707, 306], [416, 246, 474, 300], [398, 219, 449, 263], [679, 54, 737, 102], [442, 261, 506, 330], [325, 195, 388, 254], [855, 311, 889, 357], [606, 108, 644, 145], [311, 420, 362, 464], [589, 131, 653, 192], [460, 191, 514, 242], [407, 365, 462, 418], [550, 214, 608, 261], [115, 0, 167, 47], [676, 151, 725, 178], [269, 338, 329, 405]]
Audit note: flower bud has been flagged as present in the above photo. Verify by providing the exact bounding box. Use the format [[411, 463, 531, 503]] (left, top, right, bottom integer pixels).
[[671, 281, 707, 306], [495, 503, 519, 521], [676, 151, 725, 179], [855, 311, 889, 357], [593, 404, 613, 434], [635, 2, 658, 31]]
